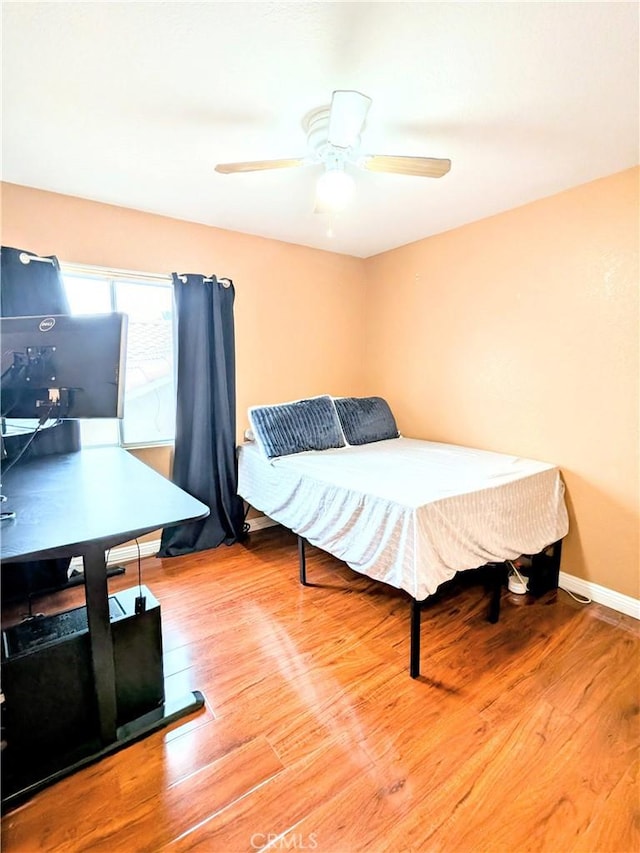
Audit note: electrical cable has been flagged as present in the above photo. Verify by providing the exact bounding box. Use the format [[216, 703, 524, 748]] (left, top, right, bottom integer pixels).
[[507, 560, 529, 590], [0, 402, 19, 419], [559, 586, 592, 605], [136, 538, 142, 597], [1, 407, 55, 478], [506, 559, 530, 594], [134, 538, 146, 614], [508, 559, 591, 606]]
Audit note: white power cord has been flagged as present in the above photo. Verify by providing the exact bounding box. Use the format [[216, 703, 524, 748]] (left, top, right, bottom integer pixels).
[[559, 586, 592, 605], [507, 559, 591, 605], [507, 560, 529, 594]]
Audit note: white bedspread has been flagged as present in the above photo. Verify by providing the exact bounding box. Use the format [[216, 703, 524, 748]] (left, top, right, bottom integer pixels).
[[237, 438, 569, 600]]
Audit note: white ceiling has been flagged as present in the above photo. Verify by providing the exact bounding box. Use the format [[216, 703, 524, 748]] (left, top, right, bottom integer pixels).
[[2, 2, 638, 258]]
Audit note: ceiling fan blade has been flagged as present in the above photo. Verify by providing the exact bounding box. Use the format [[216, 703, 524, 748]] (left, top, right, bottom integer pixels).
[[215, 158, 305, 174], [362, 155, 451, 178], [328, 90, 372, 149]]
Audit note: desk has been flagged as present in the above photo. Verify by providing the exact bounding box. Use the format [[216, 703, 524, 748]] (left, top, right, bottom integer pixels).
[[0, 447, 209, 807]]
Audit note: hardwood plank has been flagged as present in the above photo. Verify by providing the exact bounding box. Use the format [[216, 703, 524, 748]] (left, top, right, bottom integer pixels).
[[2, 526, 638, 853], [1, 716, 266, 852], [227, 648, 396, 766], [409, 704, 580, 851], [169, 734, 376, 852], [82, 735, 283, 853], [261, 694, 503, 852], [420, 679, 638, 853], [570, 759, 640, 853]]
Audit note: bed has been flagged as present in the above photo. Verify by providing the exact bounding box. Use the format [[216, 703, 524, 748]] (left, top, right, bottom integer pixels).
[[237, 395, 569, 677]]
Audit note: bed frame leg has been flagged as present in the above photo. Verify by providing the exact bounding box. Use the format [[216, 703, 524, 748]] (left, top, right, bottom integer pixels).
[[488, 567, 504, 624], [410, 598, 424, 678], [549, 538, 563, 585], [298, 535, 309, 586]]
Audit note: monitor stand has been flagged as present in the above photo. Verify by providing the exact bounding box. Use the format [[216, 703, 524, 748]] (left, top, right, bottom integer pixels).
[[0, 431, 16, 520]]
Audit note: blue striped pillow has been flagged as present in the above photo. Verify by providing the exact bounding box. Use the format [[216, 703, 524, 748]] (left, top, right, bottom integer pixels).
[[334, 396, 399, 445], [249, 395, 345, 459]]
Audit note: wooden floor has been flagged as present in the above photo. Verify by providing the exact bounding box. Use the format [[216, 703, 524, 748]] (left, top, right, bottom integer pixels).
[[2, 526, 639, 852]]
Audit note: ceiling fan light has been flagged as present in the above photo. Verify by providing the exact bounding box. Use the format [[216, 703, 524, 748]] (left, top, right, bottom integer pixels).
[[316, 168, 355, 212]]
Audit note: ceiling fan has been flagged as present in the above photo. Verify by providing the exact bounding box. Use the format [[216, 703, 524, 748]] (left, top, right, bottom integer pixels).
[[214, 90, 451, 211]]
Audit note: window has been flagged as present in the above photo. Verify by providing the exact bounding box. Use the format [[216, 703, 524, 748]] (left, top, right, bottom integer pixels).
[[61, 268, 175, 448]]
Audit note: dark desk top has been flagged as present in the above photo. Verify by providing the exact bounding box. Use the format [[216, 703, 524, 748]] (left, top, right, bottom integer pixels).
[[0, 447, 209, 562]]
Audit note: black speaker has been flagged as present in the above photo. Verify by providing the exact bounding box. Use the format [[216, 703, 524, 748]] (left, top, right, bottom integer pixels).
[[1, 585, 164, 765]]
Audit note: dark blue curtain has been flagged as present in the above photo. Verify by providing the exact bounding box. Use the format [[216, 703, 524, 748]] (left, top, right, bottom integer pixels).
[[158, 273, 244, 556], [1, 247, 70, 316], [1, 246, 81, 597]]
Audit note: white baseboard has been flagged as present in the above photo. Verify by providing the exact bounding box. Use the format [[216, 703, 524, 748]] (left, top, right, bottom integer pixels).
[[72, 529, 638, 622], [69, 539, 161, 573], [559, 570, 640, 620], [69, 517, 278, 574], [246, 515, 279, 532]]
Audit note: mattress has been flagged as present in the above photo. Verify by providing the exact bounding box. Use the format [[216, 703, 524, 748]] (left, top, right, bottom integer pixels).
[[237, 437, 569, 601]]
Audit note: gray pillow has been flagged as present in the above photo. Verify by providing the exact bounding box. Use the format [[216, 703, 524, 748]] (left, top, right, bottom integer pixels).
[[249, 395, 345, 459], [334, 396, 399, 445]]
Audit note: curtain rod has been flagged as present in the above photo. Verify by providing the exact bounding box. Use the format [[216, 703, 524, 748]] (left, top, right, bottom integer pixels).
[[19, 252, 55, 266], [62, 260, 172, 284], [176, 274, 232, 288], [63, 261, 232, 287], [19, 254, 232, 288]]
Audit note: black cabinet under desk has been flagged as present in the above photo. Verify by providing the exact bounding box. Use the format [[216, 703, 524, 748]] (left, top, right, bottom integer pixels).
[[0, 447, 209, 809], [1, 586, 164, 795]]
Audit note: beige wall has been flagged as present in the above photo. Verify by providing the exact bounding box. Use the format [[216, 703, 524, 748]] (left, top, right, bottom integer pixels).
[[0, 183, 369, 463], [1, 182, 368, 541], [363, 168, 639, 599], [2, 172, 638, 599]]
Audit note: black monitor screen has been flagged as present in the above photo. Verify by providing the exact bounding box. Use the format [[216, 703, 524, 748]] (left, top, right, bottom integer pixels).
[[1, 313, 127, 420]]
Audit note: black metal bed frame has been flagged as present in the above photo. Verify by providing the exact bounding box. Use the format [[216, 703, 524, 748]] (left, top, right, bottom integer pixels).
[[296, 535, 563, 678]]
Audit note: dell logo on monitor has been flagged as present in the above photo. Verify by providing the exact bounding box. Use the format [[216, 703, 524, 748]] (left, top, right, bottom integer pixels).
[[39, 317, 56, 332]]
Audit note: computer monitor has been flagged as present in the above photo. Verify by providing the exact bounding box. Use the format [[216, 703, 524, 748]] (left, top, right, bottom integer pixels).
[[1, 313, 128, 421]]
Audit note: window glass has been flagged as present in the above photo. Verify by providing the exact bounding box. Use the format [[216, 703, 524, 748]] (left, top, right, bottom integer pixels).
[[61, 271, 175, 447], [63, 276, 112, 314], [115, 282, 175, 445]]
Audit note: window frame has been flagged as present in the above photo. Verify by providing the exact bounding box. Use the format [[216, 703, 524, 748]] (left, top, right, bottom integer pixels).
[[60, 263, 176, 450]]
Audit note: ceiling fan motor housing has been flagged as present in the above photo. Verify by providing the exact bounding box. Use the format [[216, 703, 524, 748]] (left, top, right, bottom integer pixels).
[[303, 106, 360, 169]]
